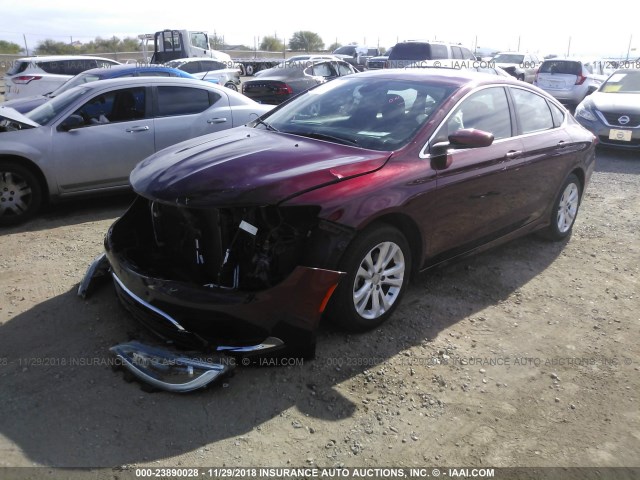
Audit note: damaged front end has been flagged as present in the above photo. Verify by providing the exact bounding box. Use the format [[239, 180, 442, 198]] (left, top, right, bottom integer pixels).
[[80, 195, 351, 391]]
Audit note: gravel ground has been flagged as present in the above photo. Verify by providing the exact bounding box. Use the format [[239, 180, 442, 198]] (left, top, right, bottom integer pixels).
[[0, 140, 638, 473]]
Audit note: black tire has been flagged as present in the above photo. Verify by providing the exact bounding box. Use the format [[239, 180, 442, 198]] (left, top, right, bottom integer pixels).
[[326, 224, 411, 332], [540, 173, 581, 241], [0, 161, 43, 226], [225, 82, 238, 92], [245, 64, 254, 76]]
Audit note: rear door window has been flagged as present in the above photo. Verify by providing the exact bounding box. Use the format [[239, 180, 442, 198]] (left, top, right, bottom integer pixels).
[[511, 88, 554, 134], [177, 62, 202, 74], [156, 86, 214, 116], [430, 44, 448, 59]]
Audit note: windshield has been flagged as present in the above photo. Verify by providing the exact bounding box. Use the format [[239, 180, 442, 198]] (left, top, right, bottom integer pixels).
[[27, 87, 92, 125], [601, 71, 640, 93], [493, 54, 525, 64], [260, 77, 457, 151], [539, 61, 581, 75]]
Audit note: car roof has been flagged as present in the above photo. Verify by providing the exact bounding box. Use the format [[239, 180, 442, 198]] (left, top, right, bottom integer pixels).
[[58, 76, 259, 106], [68, 76, 216, 90], [15, 55, 119, 62], [78, 64, 193, 78], [355, 67, 521, 86]]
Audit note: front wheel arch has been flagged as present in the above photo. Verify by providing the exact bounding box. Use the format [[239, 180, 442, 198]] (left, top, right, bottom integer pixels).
[[326, 222, 412, 332]]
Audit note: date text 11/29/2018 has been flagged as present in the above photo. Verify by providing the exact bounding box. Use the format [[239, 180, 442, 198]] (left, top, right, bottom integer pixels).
[[134, 467, 496, 478]]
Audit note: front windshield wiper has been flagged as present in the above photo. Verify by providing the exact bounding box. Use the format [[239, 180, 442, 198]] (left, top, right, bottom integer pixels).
[[253, 117, 279, 132], [289, 131, 359, 147]]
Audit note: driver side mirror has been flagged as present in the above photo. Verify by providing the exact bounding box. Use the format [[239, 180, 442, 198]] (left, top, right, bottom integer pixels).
[[587, 84, 599, 95], [59, 114, 85, 132]]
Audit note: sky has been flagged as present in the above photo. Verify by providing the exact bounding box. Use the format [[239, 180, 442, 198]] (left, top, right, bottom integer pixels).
[[0, 0, 637, 58]]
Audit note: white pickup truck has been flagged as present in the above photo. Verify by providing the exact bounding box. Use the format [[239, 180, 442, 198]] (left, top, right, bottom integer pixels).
[[140, 30, 232, 65]]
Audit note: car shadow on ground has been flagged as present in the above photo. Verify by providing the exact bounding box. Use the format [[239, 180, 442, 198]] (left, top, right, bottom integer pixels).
[[0, 231, 566, 467]]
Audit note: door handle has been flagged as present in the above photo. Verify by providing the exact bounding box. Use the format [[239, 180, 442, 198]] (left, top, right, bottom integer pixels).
[[125, 126, 150, 133], [505, 150, 522, 159], [557, 141, 567, 148], [207, 118, 228, 124]]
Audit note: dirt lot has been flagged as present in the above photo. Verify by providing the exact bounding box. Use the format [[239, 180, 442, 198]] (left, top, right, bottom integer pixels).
[[0, 147, 638, 474]]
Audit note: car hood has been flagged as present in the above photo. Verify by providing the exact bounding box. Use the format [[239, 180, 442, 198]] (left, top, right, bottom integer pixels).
[[131, 127, 391, 207], [1, 95, 48, 114], [590, 92, 640, 113], [0, 106, 40, 128]]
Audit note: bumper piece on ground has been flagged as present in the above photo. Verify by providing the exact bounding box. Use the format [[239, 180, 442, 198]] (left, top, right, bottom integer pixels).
[[77, 253, 110, 299]]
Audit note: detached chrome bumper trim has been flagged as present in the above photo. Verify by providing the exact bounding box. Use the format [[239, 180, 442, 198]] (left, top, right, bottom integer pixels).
[[216, 337, 284, 353], [112, 272, 187, 332]]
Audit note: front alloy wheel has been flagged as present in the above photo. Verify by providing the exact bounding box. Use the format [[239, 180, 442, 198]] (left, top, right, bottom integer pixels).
[[0, 162, 43, 226], [327, 225, 411, 331], [353, 240, 405, 320]]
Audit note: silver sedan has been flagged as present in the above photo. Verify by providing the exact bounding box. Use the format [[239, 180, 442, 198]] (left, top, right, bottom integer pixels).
[[0, 77, 272, 225]]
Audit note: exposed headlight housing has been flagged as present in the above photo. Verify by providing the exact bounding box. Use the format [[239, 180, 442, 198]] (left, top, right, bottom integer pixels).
[[110, 341, 234, 392]]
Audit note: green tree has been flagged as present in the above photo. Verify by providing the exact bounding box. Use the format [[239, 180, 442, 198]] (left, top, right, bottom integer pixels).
[[260, 35, 284, 52], [209, 34, 225, 49], [34, 39, 76, 55], [327, 42, 341, 53], [121, 37, 139, 52], [288, 31, 324, 52], [0, 40, 22, 54]]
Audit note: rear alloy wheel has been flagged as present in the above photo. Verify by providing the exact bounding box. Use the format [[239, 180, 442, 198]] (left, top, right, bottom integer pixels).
[[0, 162, 43, 226], [327, 225, 411, 331], [225, 82, 238, 91], [541, 173, 581, 241]]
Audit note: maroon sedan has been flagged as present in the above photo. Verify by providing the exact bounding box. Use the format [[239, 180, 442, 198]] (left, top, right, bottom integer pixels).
[[80, 69, 596, 392]]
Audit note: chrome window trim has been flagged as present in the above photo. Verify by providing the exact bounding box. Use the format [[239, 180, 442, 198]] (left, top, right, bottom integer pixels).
[[419, 84, 566, 159]]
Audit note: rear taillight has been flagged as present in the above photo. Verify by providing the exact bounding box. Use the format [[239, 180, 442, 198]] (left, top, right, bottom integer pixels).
[[273, 83, 293, 95], [12, 75, 42, 84], [575, 74, 586, 85]]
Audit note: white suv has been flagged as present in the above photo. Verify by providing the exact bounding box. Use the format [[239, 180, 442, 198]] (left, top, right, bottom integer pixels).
[[4, 55, 120, 100]]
